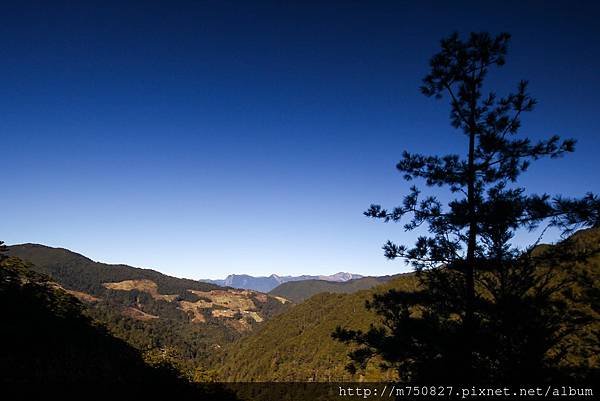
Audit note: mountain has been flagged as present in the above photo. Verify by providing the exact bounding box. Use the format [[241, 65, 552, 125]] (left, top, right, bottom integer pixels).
[[7, 244, 291, 377], [215, 274, 419, 381], [0, 254, 186, 387], [269, 275, 398, 303], [6, 227, 597, 384], [216, 228, 600, 382], [202, 272, 364, 293]]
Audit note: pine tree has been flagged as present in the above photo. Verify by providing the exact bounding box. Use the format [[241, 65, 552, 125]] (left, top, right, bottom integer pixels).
[[334, 32, 600, 383]]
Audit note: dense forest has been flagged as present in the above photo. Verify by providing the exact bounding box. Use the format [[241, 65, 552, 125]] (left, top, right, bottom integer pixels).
[[217, 274, 419, 381], [7, 244, 290, 379], [8, 243, 221, 295], [217, 228, 599, 382], [3, 228, 598, 385], [0, 247, 241, 399]]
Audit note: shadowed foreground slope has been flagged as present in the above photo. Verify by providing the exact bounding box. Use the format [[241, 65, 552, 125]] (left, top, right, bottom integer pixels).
[[1, 257, 154, 382], [0, 254, 237, 399], [7, 244, 289, 377]]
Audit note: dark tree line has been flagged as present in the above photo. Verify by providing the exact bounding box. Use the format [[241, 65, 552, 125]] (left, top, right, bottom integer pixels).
[[334, 32, 600, 383], [0, 243, 239, 399]]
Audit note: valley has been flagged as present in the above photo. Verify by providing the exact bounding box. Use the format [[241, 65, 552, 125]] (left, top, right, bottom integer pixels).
[[4, 228, 599, 383]]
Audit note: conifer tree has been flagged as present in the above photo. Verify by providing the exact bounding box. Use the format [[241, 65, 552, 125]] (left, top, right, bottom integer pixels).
[[334, 32, 600, 382], [0, 241, 8, 263]]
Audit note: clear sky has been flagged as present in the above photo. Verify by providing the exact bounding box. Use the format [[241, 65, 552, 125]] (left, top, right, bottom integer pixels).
[[1, 1, 599, 280]]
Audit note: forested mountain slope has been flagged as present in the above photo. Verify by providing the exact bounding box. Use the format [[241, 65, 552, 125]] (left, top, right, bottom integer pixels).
[[215, 274, 419, 381], [7, 244, 290, 377], [269, 275, 398, 303], [0, 255, 180, 385], [216, 228, 600, 382], [8, 243, 220, 295]]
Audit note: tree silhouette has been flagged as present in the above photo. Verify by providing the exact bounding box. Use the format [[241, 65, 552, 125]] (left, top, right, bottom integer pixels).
[[334, 32, 600, 383], [0, 241, 8, 263]]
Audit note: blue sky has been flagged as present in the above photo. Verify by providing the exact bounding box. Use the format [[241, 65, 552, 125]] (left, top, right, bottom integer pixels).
[[2, 1, 599, 279]]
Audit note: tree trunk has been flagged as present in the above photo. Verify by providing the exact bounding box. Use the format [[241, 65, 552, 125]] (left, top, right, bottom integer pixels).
[[465, 87, 478, 378]]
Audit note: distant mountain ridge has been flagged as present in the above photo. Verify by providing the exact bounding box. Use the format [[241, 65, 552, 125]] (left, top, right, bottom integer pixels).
[[201, 272, 363, 293]]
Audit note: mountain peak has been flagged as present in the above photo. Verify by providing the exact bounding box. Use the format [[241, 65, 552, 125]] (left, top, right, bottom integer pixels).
[[201, 272, 364, 292]]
